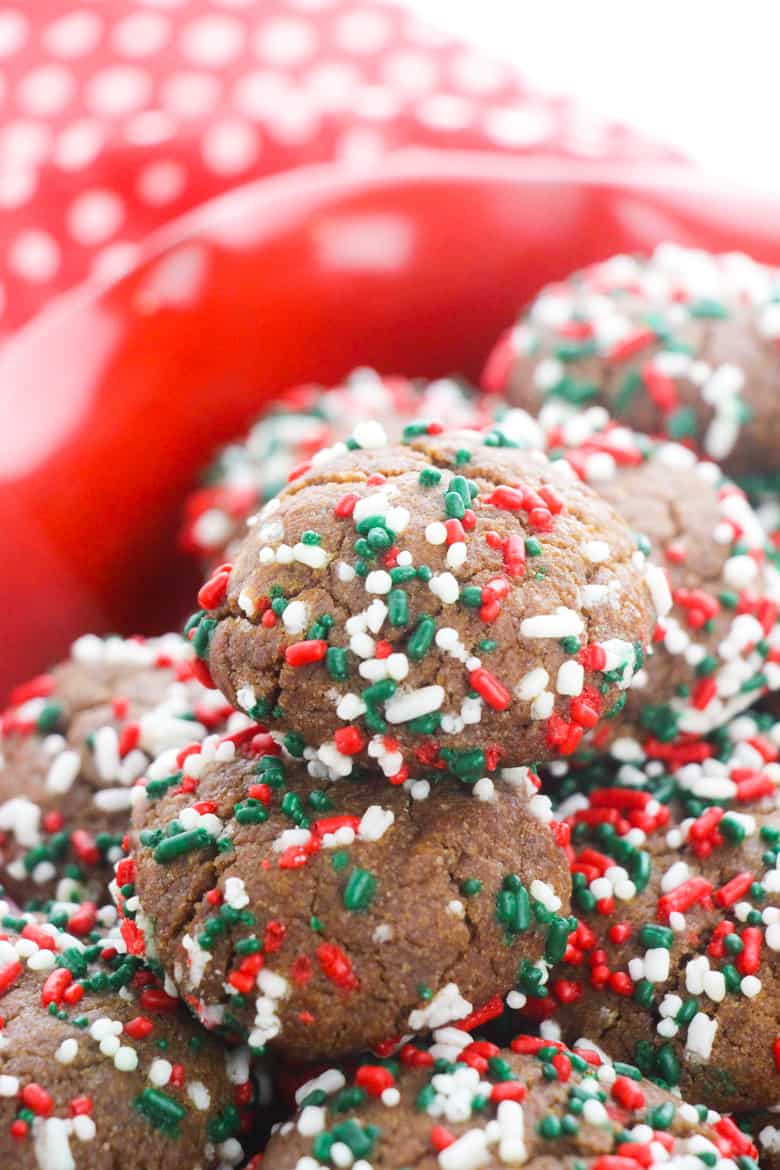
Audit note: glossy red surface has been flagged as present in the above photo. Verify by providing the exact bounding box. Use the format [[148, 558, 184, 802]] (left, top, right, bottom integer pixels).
[[2, 152, 780, 696]]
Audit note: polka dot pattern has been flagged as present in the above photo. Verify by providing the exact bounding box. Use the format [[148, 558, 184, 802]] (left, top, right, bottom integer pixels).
[[0, 0, 682, 343]]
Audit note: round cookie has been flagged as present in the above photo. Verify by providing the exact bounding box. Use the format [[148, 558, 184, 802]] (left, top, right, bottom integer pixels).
[[0, 912, 256, 1169], [264, 1025, 757, 1170], [122, 745, 572, 1062], [181, 370, 484, 569], [491, 406, 780, 747], [483, 243, 780, 479], [0, 634, 236, 907], [541, 708, 780, 1112], [190, 424, 662, 781]]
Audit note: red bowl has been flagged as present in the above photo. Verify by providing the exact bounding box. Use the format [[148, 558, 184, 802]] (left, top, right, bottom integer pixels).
[[2, 151, 780, 698]]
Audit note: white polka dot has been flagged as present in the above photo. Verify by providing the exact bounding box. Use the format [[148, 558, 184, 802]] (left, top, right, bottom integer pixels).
[[561, 108, 612, 158], [231, 69, 287, 119], [0, 120, 52, 166], [90, 242, 141, 286], [179, 14, 244, 68], [415, 93, 473, 131], [448, 51, 508, 96], [137, 160, 186, 206], [161, 71, 221, 119], [43, 10, 102, 59], [264, 97, 319, 146], [201, 119, 258, 174], [112, 11, 170, 58], [135, 0, 186, 7], [381, 50, 438, 97], [289, 0, 337, 10], [335, 10, 391, 54], [8, 230, 60, 283], [254, 17, 316, 67], [123, 110, 176, 146], [0, 168, 36, 209], [53, 119, 104, 171], [86, 65, 151, 116], [17, 64, 75, 116], [335, 127, 386, 165], [67, 189, 125, 246], [482, 105, 555, 148], [0, 9, 27, 58], [354, 86, 401, 123], [303, 61, 361, 113]]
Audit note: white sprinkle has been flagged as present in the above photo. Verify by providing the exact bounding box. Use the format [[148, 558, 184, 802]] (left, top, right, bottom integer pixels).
[[282, 600, 309, 634], [584, 540, 610, 563], [520, 607, 583, 639], [556, 660, 584, 696], [385, 686, 445, 724]]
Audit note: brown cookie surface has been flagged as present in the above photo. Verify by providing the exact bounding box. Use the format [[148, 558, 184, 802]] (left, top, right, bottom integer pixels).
[[192, 427, 660, 781], [0, 908, 256, 1170], [124, 747, 571, 1061], [263, 1026, 757, 1170]]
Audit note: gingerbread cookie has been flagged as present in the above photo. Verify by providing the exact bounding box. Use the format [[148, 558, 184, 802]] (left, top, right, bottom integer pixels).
[[190, 425, 663, 781], [264, 1025, 757, 1170], [0, 634, 236, 906], [484, 244, 780, 479], [122, 746, 571, 1061]]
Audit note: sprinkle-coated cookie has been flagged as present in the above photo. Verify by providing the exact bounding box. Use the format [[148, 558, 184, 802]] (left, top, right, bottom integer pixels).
[[0, 634, 235, 907], [122, 744, 571, 1062], [483, 244, 780, 478], [542, 709, 780, 1112], [263, 1025, 758, 1170], [181, 371, 483, 569], [0, 903, 256, 1169], [190, 425, 663, 781]]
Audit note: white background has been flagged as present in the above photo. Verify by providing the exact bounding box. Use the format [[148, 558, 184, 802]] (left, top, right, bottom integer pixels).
[[401, 0, 780, 189]]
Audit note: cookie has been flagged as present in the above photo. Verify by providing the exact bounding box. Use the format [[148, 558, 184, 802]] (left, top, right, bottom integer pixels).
[[483, 244, 780, 479], [0, 907, 256, 1169], [0, 634, 236, 907], [492, 406, 780, 748], [264, 1024, 758, 1170], [542, 708, 780, 1112], [181, 371, 483, 568], [190, 424, 663, 782], [122, 745, 572, 1061]]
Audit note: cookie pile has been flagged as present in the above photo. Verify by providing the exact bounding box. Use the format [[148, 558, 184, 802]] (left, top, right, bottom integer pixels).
[[5, 243, 780, 1168]]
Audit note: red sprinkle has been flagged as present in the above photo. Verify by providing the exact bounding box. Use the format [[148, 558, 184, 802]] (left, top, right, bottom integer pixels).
[[285, 640, 328, 667]]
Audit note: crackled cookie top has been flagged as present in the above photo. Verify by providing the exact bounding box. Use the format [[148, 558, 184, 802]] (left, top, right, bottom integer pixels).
[[181, 371, 483, 568], [0, 904, 255, 1170], [122, 743, 572, 1061], [190, 425, 662, 782], [542, 709, 780, 1112], [483, 243, 780, 478], [263, 1024, 757, 1170], [0, 634, 236, 907]]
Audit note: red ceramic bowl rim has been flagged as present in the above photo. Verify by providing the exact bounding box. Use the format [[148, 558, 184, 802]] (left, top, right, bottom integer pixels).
[[3, 147, 767, 378]]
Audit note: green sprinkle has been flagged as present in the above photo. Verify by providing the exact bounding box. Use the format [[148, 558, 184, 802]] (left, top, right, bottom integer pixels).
[[419, 467, 442, 487], [460, 878, 482, 897], [407, 615, 436, 661], [343, 867, 377, 911], [326, 647, 348, 680], [387, 589, 409, 627], [153, 828, 213, 864]]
